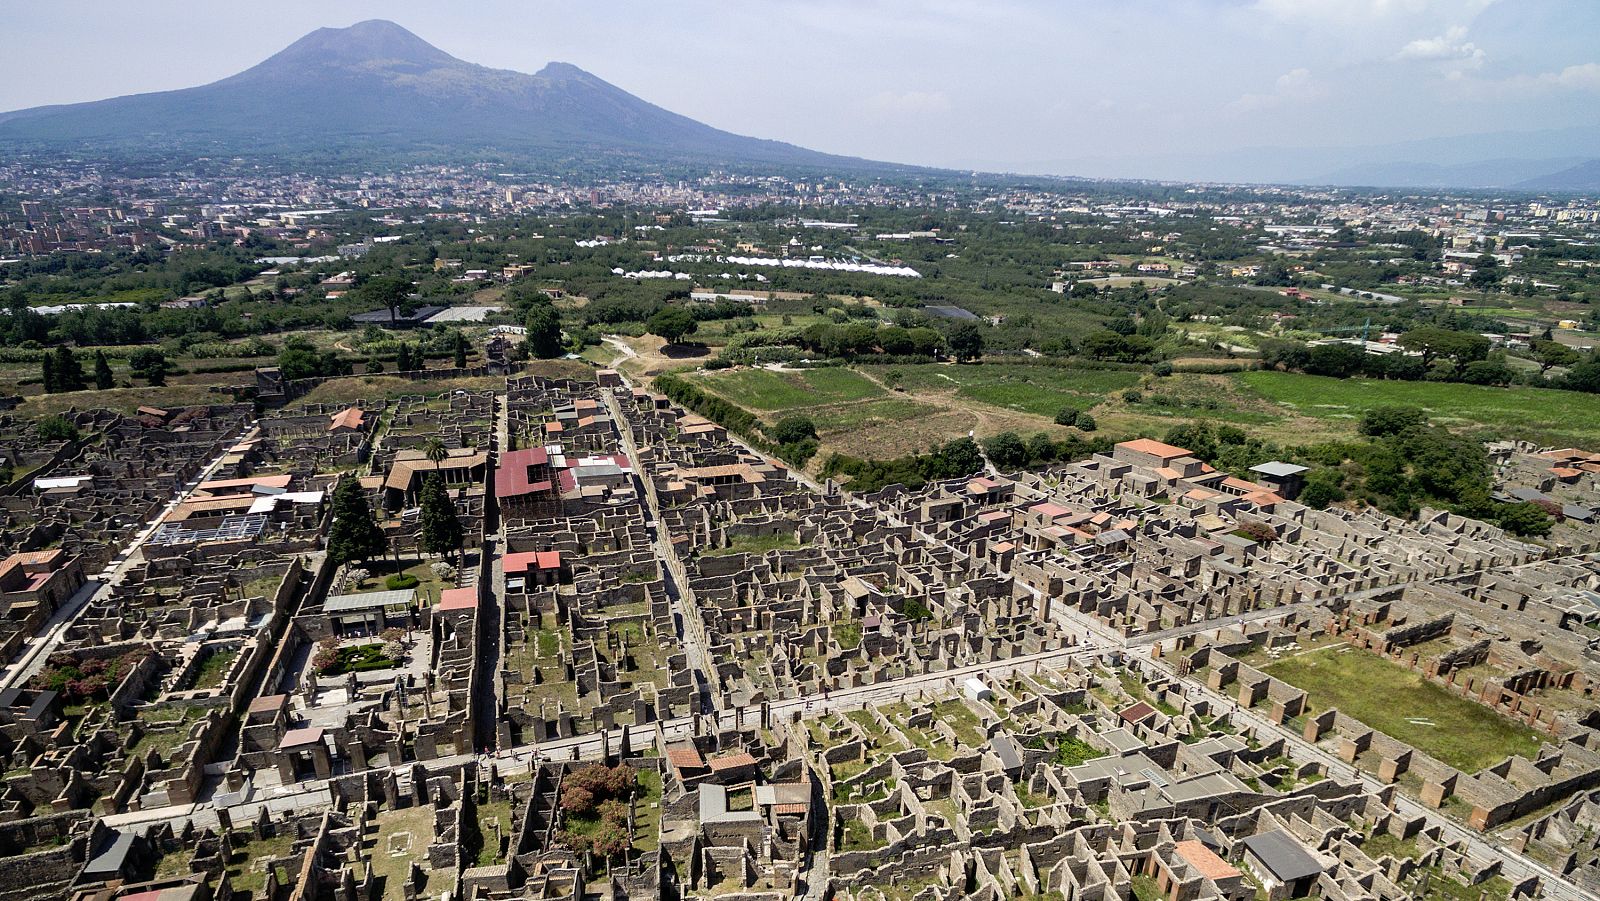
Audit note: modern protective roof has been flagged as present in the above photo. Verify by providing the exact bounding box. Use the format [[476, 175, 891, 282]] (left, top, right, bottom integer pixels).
[[323, 589, 415, 612], [1241, 830, 1324, 882], [1250, 461, 1309, 478]]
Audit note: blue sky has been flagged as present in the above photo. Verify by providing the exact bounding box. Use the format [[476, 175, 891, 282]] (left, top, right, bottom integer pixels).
[[4, 0, 1598, 175]]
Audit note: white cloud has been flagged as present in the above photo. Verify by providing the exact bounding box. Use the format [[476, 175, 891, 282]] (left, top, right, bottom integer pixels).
[[1541, 62, 1600, 91], [1450, 61, 1600, 96], [1397, 24, 1485, 69], [1227, 68, 1323, 113], [863, 90, 951, 115]]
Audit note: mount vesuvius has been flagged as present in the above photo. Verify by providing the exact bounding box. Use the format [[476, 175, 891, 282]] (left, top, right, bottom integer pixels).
[[0, 19, 898, 172]]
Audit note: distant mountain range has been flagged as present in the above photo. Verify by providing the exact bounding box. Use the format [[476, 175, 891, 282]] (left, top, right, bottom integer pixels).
[[0, 19, 898, 173], [968, 126, 1600, 193], [0, 19, 1595, 192]]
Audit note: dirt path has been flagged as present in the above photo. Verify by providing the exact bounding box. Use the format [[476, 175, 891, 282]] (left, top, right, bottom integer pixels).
[[850, 366, 1046, 438], [603, 334, 707, 381]]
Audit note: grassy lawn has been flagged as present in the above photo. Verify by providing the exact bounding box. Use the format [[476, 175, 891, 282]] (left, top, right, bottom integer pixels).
[[353, 558, 451, 603], [695, 367, 884, 410], [870, 363, 1141, 417], [1264, 646, 1546, 773], [1239, 370, 1600, 446]]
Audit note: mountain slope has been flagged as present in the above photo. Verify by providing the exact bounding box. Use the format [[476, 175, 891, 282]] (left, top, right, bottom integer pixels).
[[1517, 159, 1600, 192], [0, 20, 891, 171], [1307, 157, 1589, 190]]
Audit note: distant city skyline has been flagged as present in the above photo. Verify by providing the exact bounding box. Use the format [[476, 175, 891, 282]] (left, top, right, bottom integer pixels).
[[4, 0, 1600, 180]]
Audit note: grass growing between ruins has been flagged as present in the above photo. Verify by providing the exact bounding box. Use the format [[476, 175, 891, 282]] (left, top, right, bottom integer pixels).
[[193, 649, 238, 689], [368, 805, 445, 901], [632, 766, 664, 852], [1263, 646, 1547, 773], [471, 799, 513, 867], [225, 831, 297, 898], [930, 699, 985, 747], [703, 533, 803, 557]]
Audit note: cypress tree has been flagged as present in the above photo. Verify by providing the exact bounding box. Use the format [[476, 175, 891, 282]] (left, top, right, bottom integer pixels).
[[326, 475, 387, 567], [53, 346, 85, 391], [41, 353, 56, 393], [93, 351, 114, 390], [418, 473, 464, 564]]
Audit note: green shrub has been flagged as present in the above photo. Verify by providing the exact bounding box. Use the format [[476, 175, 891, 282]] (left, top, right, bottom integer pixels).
[[385, 573, 420, 590]]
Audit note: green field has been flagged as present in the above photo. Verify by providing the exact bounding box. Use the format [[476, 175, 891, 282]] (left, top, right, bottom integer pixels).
[[869, 363, 1142, 417], [696, 367, 884, 410], [1238, 371, 1600, 445], [808, 397, 938, 434], [1264, 646, 1546, 773]]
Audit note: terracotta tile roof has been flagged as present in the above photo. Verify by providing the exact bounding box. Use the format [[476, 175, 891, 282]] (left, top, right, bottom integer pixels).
[[329, 407, 363, 431], [386, 449, 488, 492], [772, 803, 809, 815], [1241, 490, 1285, 508], [666, 746, 705, 770], [1176, 839, 1240, 881], [504, 550, 561, 574], [438, 587, 477, 611], [1117, 438, 1192, 460], [708, 751, 757, 771], [1119, 701, 1157, 724], [197, 474, 294, 494]]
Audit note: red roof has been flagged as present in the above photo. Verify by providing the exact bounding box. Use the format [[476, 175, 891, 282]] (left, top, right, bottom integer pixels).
[[1176, 840, 1240, 880], [708, 751, 757, 771], [1030, 502, 1071, 520], [495, 447, 552, 499], [666, 746, 706, 770], [438, 587, 478, 611], [1119, 701, 1158, 724], [504, 550, 561, 574], [1117, 438, 1192, 460], [328, 407, 365, 431], [279, 726, 324, 748]]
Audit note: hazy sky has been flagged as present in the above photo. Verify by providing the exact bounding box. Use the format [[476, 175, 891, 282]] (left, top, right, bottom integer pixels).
[[4, 0, 1599, 175]]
